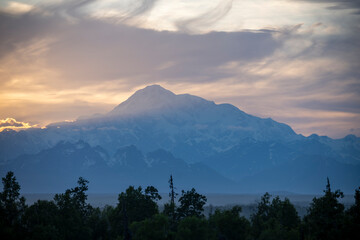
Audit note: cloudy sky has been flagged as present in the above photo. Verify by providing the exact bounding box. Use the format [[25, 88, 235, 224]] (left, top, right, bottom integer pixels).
[[0, 0, 359, 138]]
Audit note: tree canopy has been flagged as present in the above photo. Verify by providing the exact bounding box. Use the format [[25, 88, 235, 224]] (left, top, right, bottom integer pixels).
[[177, 188, 207, 219], [303, 178, 345, 240], [1, 172, 359, 240]]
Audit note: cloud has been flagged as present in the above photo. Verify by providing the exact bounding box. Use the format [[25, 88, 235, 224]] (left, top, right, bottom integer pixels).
[[111, 0, 158, 22], [159, 22, 359, 138], [0, 8, 279, 88], [0, 118, 36, 131], [2, 1, 34, 15], [53, 0, 159, 24], [291, 0, 360, 14], [0, 0, 359, 138], [175, 0, 233, 33]]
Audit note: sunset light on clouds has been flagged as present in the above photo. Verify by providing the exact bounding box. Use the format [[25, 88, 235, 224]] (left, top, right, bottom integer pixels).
[[0, 0, 359, 138], [0, 118, 35, 131]]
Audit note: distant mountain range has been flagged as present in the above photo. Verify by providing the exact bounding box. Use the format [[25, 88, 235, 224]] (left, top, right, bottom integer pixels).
[[1, 85, 359, 193]]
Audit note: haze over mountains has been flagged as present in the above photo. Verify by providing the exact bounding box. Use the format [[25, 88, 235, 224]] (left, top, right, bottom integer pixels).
[[1, 85, 359, 193]]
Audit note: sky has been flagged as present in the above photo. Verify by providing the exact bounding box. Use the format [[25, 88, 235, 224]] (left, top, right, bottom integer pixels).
[[0, 0, 359, 138]]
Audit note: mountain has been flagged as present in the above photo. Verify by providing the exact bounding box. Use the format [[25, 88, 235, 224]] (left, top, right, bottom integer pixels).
[[204, 138, 360, 193], [1, 140, 109, 193], [241, 154, 360, 194], [1, 85, 301, 164], [108, 84, 179, 116], [0, 141, 235, 193], [0, 85, 359, 193]]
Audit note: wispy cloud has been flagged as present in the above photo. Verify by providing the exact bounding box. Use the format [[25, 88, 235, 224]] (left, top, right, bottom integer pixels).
[[0, 0, 359, 138], [291, 0, 360, 14], [2, 1, 34, 14], [175, 0, 233, 33]]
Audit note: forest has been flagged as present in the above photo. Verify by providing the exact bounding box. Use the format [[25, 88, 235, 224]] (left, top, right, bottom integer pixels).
[[0, 171, 359, 240]]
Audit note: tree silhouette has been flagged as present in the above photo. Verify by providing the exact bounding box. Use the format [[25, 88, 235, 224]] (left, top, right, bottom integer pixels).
[[303, 178, 345, 240], [343, 187, 360, 240], [177, 188, 207, 219], [0, 171, 26, 239], [1, 171, 359, 239], [117, 186, 161, 224], [163, 174, 178, 224], [209, 205, 251, 240], [251, 192, 300, 240], [53, 177, 93, 239], [22, 200, 60, 239], [176, 216, 209, 240], [130, 214, 170, 240]]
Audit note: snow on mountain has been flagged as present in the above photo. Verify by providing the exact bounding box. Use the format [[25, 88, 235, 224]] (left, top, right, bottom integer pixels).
[[4, 84, 299, 164], [107, 85, 296, 140], [108, 85, 179, 116], [72, 84, 300, 161], [1, 142, 235, 193], [0, 85, 359, 193]]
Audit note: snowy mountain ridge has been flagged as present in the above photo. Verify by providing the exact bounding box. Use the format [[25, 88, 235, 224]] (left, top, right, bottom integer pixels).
[[0, 85, 359, 193]]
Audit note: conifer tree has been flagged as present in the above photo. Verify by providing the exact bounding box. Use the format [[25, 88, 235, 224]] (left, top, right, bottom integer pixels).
[[165, 174, 178, 222], [0, 171, 26, 239], [303, 178, 345, 240]]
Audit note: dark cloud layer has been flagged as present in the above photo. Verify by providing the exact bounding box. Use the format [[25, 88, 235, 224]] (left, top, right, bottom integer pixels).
[[0, 9, 279, 88], [0, 11, 59, 58], [48, 23, 277, 84]]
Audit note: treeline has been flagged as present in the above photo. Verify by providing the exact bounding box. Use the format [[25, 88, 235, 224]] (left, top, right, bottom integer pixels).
[[0, 172, 359, 240]]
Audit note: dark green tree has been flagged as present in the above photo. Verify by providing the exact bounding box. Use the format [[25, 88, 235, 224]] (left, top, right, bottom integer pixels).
[[22, 200, 60, 240], [268, 197, 300, 230], [208, 206, 251, 240], [54, 177, 92, 217], [102, 205, 120, 239], [303, 178, 345, 240], [87, 206, 112, 240], [176, 216, 209, 240], [145, 185, 162, 202], [0, 171, 26, 239], [117, 185, 161, 223], [130, 214, 171, 240], [53, 177, 93, 240], [251, 192, 271, 238], [177, 188, 207, 219], [251, 193, 300, 240], [343, 187, 360, 240], [113, 185, 161, 239]]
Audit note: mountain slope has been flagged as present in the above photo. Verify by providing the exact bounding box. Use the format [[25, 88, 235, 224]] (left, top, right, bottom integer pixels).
[[240, 154, 360, 194], [203, 138, 360, 193], [0, 85, 359, 193], [52, 85, 301, 162], [0, 141, 235, 193], [0, 85, 301, 164]]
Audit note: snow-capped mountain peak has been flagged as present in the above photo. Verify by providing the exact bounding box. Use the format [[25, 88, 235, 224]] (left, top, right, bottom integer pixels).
[[1, 85, 359, 193], [108, 84, 178, 116]]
